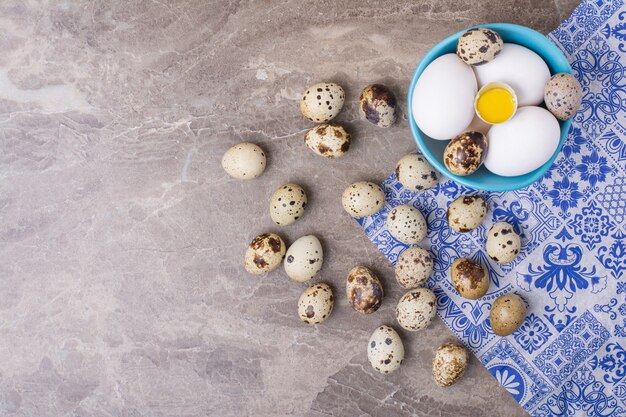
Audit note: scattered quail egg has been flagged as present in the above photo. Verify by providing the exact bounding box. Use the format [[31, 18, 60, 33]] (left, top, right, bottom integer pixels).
[[359, 84, 397, 128], [450, 258, 489, 300], [270, 183, 307, 226], [490, 293, 526, 336], [486, 221, 521, 264], [457, 28, 504, 66], [304, 123, 351, 158], [544, 73, 582, 120], [346, 265, 384, 314], [341, 181, 385, 218], [221, 142, 266, 180], [394, 246, 433, 289], [298, 282, 334, 324], [443, 131, 488, 176], [368, 325, 404, 374], [395, 153, 439, 191], [447, 195, 487, 233], [432, 343, 469, 387], [300, 82, 345, 123], [396, 288, 437, 332], [386, 204, 427, 245], [244, 233, 286, 275], [284, 235, 323, 282]]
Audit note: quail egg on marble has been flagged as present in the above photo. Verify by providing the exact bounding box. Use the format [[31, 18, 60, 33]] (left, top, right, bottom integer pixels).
[[359, 84, 397, 128], [304, 123, 351, 158], [298, 282, 334, 324], [450, 258, 489, 300], [346, 265, 384, 314], [300, 82, 345, 123], [396, 288, 437, 332], [457, 28, 503, 66], [447, 195, 487, 233], [486, 221, 521, 264], [395, 153, 439, 191], [284, 235, 323, 282], [368, 325, 404, 374], [443, 131, 488, 176], [244, 233, 286, 275], [270, 183, 307, 226], [490, 293, 526, 336], [341, 181, 385, 218], [222, 142, 266, 180], [386, 204, 427, 245], [394, 246, 433, 289], [432, 343, 469, 387], [544, 73, 582, 120]]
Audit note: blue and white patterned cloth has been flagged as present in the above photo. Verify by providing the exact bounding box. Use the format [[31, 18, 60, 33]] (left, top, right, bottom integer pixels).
[[357, 1, 626, 415]]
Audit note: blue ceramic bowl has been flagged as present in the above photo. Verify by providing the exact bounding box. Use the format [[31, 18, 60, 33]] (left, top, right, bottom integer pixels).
[[407, 23, 572, 192]]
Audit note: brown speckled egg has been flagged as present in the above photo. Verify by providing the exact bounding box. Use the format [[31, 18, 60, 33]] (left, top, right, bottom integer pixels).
[[396, 153, 439, 191], [269, 183, 307, 226], [386, 204, 427, 245], [457, 28, 503, 66], [394, 246, 434, 289], [450, 258, 489, 300], [490, 293, 526, 336], [443, 131, 488, 176], [544, 73, 582, 120], [486, 221, 521, 264], [359, 84, 397, 128], [284, 235, 323, 282], [298, 282, 334, 324], [396, 288, 437, 331], [346, 266, 384, 314], [368, 325, 404, 374], [300, 82, 344, 123], [341, 181, 385, 218], [432, 343, 469, 387], [447, 195, 487, 233], [304, 123, 351, 158], [244, 233, 286, 275]]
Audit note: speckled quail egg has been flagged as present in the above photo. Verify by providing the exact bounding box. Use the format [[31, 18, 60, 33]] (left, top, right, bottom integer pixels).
[[396, 288, 437, 332], [359, 84, 397, 128], [447, 195, 487, 233], [284, 235, 323, 282], [395, 153, 439, 191], [386, 204, 427, 245], [443, 131, 488, 176], [341, 181, 385, 218], [544, 73, 583, 120], [298, 282, 334, 324], [450, 258, 489, 300], [486, 221, 521, 264], [368, 325, 404, 374], [244, 233, 286, 275], [270, 183, 307, 226], [222, 142, 266, 180], [304, 123, 351, 158], [432, 343, 469, 387], [346, 266, 384, 314], [490, 293, 526, 336], [394, 246, 433, 289], [300, 82, 345, 123], [457, 28, 503, 66]]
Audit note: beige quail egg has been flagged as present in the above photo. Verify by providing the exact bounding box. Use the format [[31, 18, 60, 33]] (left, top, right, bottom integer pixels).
[[456, 28, 503, 66], [270, 183, 307, 226], [244, 233, 286, 275], [222, 142, 266, 180], [359, 84, 397, 128], [395, 153, 439, 191], [304, 123, 351, 158], [490, 293, 526, 336], [284, 235, 323, 282], [386, 204, 427, 244], [450, 258, 489, 300], [341, 181, 385, 218], [298, 282, 334, 324], [447, 195, 487, 233], [396, 288, 437, 332], [394, 246, 433, 289], [432, 343, 469, 387], [486, 221, 521, 263], [346, 265, 383, 314], [544, 73, 582, 120], [368, 325, 404, 374], [443, 131, 488, 176], [300, 82, 345, 123]]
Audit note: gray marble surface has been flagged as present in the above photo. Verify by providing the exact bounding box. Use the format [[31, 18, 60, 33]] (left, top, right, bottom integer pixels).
[[0, 1, 580, 416]]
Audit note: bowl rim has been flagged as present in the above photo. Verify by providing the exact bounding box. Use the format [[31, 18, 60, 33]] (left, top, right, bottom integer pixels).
[[407, 23, 573, 192]]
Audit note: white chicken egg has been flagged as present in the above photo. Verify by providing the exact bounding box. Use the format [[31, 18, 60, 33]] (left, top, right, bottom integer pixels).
[[411, 54, 477, 140]]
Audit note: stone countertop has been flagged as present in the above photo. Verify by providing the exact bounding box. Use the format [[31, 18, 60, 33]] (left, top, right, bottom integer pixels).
[[0, 1, 579, 416]]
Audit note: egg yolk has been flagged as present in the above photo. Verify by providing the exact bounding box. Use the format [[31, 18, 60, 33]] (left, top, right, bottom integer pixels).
[[476, 88, 516, 124]]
